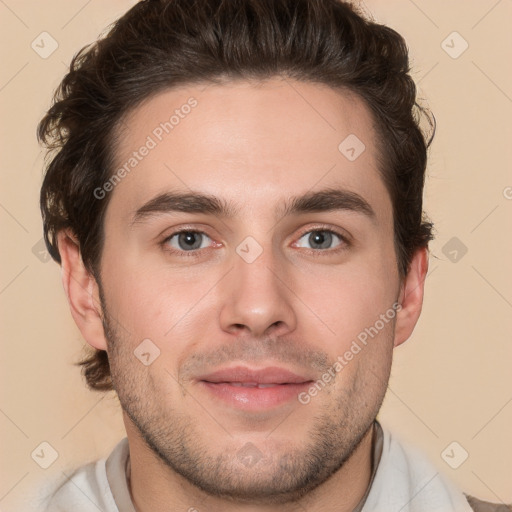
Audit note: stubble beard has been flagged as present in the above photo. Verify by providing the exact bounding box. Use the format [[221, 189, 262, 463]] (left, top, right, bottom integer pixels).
[[101, 299, 391, 505]]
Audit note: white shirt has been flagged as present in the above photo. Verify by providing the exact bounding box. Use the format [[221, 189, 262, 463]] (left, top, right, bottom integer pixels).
[[36, 421, 477, 512]]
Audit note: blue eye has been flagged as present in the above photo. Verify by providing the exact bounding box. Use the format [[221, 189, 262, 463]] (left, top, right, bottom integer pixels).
[[165, 231, 212, 251], [295, 230, 344, 250]]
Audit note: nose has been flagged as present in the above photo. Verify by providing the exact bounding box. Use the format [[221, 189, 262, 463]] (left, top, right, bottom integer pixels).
[[218, 245, 297, 338]]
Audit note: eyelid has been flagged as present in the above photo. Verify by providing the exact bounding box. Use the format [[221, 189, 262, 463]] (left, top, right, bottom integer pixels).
[[160, 224, 215, 243], [291, 225, 351, 253], [294, 224, 351, 242], [160, 224, 352, 257], [161, 228, 219, 257]]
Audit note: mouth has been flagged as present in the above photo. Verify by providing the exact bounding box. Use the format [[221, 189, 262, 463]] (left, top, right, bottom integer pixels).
[[220, 382, 289, 388], [197, 366, 314, 410]]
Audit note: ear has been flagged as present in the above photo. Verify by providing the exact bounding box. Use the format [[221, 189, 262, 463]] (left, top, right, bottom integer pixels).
[[57, 229, 108, 351], [394, 247, 429, 348]]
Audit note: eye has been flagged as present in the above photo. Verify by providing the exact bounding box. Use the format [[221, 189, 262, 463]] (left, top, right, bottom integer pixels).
[[294, 229, 346, 251], [165, 230, 212, 252]]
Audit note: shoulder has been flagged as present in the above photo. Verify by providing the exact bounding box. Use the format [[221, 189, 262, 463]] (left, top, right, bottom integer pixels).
[[40, 457, 118, 512], [466, 495, 512, 512], [374, 425, 511, 512]]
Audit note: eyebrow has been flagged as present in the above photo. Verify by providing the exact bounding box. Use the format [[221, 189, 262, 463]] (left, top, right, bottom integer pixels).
[[131, 187, 376, 225]]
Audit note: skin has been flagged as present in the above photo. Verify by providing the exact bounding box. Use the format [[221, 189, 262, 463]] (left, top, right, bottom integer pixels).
[[58, 77, 428, 512]]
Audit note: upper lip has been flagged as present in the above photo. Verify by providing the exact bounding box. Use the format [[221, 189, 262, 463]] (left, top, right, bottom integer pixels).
[[198, 366, 313, 385]]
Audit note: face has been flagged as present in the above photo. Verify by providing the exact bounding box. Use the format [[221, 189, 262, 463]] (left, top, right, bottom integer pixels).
[[96, 78, 403, 502]]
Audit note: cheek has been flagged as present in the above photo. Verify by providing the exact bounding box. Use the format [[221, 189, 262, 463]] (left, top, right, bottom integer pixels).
[[325, 289, 396, 405], [100, 253, 220, 353], [295, 252, 398, 351]]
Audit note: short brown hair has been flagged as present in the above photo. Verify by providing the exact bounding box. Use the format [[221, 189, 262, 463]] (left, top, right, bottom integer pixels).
[[38, 0, 435, 392]]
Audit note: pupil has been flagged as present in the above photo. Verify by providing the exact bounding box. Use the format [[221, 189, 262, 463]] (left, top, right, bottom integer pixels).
[[179, 232, 201, 250], [310, 231, 331, 249]]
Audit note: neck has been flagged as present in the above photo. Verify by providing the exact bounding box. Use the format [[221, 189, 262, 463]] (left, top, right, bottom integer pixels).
[[126, 420, 375, 512]]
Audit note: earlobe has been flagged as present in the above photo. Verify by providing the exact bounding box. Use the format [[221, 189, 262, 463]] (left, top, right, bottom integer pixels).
[[394, 247, 429, 348], [57, 229, 108, 351]]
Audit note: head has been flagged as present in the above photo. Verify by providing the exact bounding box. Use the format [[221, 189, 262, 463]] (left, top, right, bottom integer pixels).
[[39, 0, 434, 504]]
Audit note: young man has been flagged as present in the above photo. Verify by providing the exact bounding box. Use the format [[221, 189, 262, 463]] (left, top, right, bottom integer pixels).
[[37, 0, 507, 510]]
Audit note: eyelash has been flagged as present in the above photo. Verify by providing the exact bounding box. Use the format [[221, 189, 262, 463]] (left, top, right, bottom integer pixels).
[[295, 227, 351, 257], [160, 226, 351, 259]]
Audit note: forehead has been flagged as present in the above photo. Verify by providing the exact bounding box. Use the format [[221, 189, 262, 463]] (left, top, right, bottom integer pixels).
[[107, 78, 391, 225]]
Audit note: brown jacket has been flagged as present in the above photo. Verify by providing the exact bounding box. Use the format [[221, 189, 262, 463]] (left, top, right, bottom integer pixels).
[[466, 495, 512, 512]]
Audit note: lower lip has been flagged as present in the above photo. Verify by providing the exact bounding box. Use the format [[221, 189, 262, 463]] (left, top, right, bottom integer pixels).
[[199, 381, 312, 410]]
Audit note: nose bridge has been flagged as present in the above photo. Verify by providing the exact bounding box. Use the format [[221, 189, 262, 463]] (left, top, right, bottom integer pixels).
[[218, 236, 297, 336]]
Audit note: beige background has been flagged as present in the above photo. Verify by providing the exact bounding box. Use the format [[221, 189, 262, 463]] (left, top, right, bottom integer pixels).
[[1, 0, 511, 510]]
